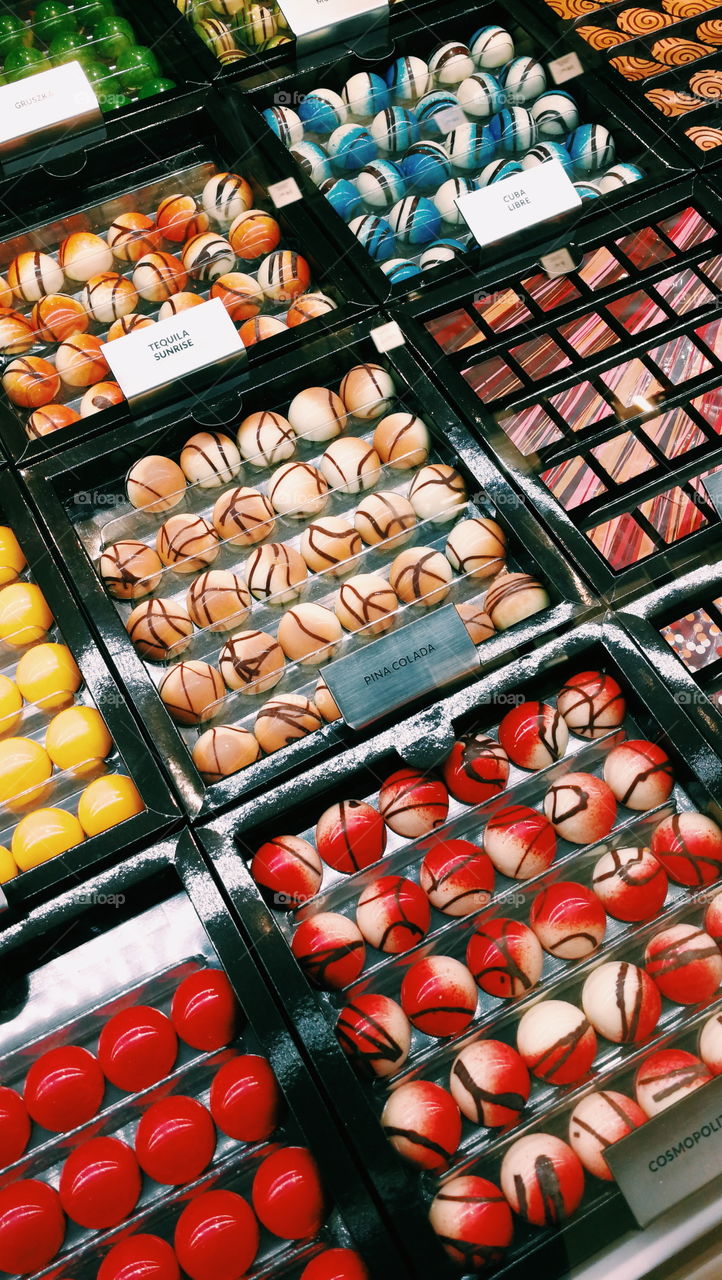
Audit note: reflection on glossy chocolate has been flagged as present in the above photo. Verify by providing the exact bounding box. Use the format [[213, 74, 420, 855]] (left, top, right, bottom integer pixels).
[[254, 693, 323, 752], [126, 597, 194, 661], [158, 660, 225, 724]]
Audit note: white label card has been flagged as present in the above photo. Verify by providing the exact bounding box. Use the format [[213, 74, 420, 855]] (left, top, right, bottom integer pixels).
[[268, 177, 302, 208], [456, 161, 582, 248], [0, 61, 100, 152], [549, 52, 584, 84], [101, 298, 244, 401], [277, 0, 388, 39], [371, 321, 405, 353]]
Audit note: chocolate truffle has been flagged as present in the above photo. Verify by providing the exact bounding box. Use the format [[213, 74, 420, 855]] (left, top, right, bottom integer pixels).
[[257, 249, 311, 302], [202, 172, 253, 223], [268, 462, 329, 518], [381, 1079, 462, 1170], [356, 874, 430, 953], [99, 540, 163, 600], [442, 733, 509, 805], [603, 739, 674, 810], [530, 881, 607, 957], [466, 916, 543, 996], [373, 414, 430, 470], [544, 772, 617, 844], [582, 961, 661, 1044], [354, 491, 416, 547], [389, 546, 453, 606], [107, 211, 157, 262], [81, 272, 137, 323], [483, 804, 556, 879], [126, 597, 194, 661], [429, 1176, 513, 1270], [187, 570, 251, 631], [277, 603, 343, 664], [79, 382, 124, 417], [450, 1040, 530, 1126], [192, 725, 260, 782], [287, 293, 336, 325], [156, 193, 209, 243], [107, 313, 155, 341], [497, 701, 569, 770], [456, 601, 495, 644], [157, 514, 220, 573], [485, 572, 549, 629], [237, 411, 296, 467], [517, 1001, 597, 1085], [379, 767, 448, 837], [126, 455, 186, 513], [635, 1050, 712, 1117], [409, 464, 466, 522], [401, 955, 477, 1037], [501, 1134, 585, 1225], [644, 922, 722, 1004], [291, 912, 365, 989], [32, 294, 89, 343], [212, 272, 265, 323], [336, 993, 411, 1078], [446, 517, 507, 579], [650, 812, 722, 887], [568, 1090, 646, 1181], [320, 438, 381, 494], [246, 543, 307, 603], [180, 431, 241, 489], [55, 334, 108, 387], [315, 677, 341, 722], [316, 799, 386, 873], [182, 233, 235, 281], [240, 316, 286, 346], [58, 232, 113, 282], [300, 517, 362, 576], [339, 363, 396, 420], [26, 404, 81, 437], [420, 839, 494, 917], [3, 357, 60, 407], [228, 210, 281, 260], [212, 486, 276, 546], [556, 671, 626, 739], [592, 846, 668, 922], [251, 834, 322, 906], [158, 292, 205, 320], [132, 251, 187, 302], [254, 693, 323, 752], [287, 387, 347, 442], [158, 660, 225, 724], [335, 573, 398, 634], [8, 251, 64, 301], [219, 630, 284, 693], [0, 311, 36, 355]]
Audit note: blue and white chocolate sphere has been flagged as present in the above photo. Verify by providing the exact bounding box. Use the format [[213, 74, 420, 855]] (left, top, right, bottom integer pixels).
[[457, 73, 503, 120], [501, 57, 547, 105], [433, 176, 477, 224], [290, 141, 332, 185], [388, 195, 441, 245], [382, 258, 423, 283], [478, 158, 524, 185], [521, 141, 574, 174], [320, 177, 363, 221], [356, 159, 407, 210], [298, 88, 347, 135], [469, 26, 515, 69], [327, 124, 377, 171], [342, 71, 391, 116], [263, 105, 304, 147], [349, 214, 397, 260], [446, 122, 495, 171], [568, 123, 615, 174], [428, 42, 475, 86], [596, 162, 643, 192], [370, 107, 420, 154], [420, 238, 467, 269], [386, 55, 430, 103], [402, 141, 452, 193], [489, 107, 537, 156], [531, 91, 579, 140]]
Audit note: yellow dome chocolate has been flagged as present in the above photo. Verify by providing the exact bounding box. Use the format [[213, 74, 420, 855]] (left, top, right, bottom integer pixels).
[[0, 675, 22, 736], [15, 643, 82, 710], [45, 706, 113, 777], [0, 737, 53, 811], [0, 845, 17, 883], [11, 807, 84, 871], [0, 527, 26, 586], [0, 582, 53, 646], [77, 774, 144, 837]]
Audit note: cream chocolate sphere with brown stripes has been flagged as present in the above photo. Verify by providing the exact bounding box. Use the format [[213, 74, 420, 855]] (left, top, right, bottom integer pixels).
[[278, 603, 342, 665], [219, 629, 284, 693], [125, 597, 194, 661], [202, 172, 253, 224], [373, 413, 430, 470], [132, 251, 187, 302], [156, 193, 209, 244], [32, 295, 88, 344], [568, 1090, 646, 1180], [320, 437, 381, 495], [315, 676, 341, 722], [501, 1133, 585, 1225], [212, 486, 276, 546], [268, 461, 329, 518], [485, 572, 549, 630], [55, 334, 109, 387], [455, 602, 495, 645], [210, 273, 263, 323], [182, 232, 235, 282], [389, 547, 452, 607], [158, 292, 205, 320], [0, 308, 42, 357], [288, 387, 347, 442], [300, 516, 361, 576], [2, 357, 60, 407], [107, 313, 155, 341], [258, 250, 311, 303], [187, 570, 251, 632], [354, 491, 416, 548], [237, 411, 296, 468], [255, 692, 323, 753], [79, 382, 124, 416], [8, 251, 64, 301], [81, 273, 138, 324], [582, 961, 661, 1045], [127, 455, 186, 513], [336, 573, 398, 635], [99, 540, 163, 600], [157, 513, 220, 573], [107, 212, 157, 263], [192, 724, 260, 783], [446, 517, 507, 580], [246, 542, 307, 603], [339, 363, 396, 420], [58, 232, 113, 282], [159, 659, 225, 725], [409, 463, 467, 523], [516, 1001, 597, 1086], [180, 430, 241, 489]]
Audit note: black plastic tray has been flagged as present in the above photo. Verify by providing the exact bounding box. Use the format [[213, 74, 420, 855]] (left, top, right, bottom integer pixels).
[[0, 828, 413, 1280], [0, 87, 373, 467], [0, 468, 178, 919], [196, 616, 722, 1280], [23, 319, 594, 821], [399, 175, 722, 603]]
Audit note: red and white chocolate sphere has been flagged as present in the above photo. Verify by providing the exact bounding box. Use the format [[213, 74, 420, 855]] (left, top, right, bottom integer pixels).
[[449, 1039, 531, 1127], [581, 961, 661, 1044], [603, 740, 674, 811], [705, 891, 722, 946], [250, 835, 322, 907], [644, 923, 722, 1004], [592, 847, 668, 922], [378, 767, 449, 837], [442, 733, 509, 805], [336, 994, 411, 1077], [516, 1000, 597, 1085], [568, 1090, 646, 1180], [466, 917, 544, 999], [315, 800, 387, 874], [544, 773, 617, 844], [291, 912, 366, 989], [429, 1176, 513, 1271], [635, 1049, 712, 1117], [699, 1012, 722, 1075], [381, 1080, 461, 1171], [650, 812, 722, 887], [419, 839, 494, 916], [356, 876, 431, 953], [400, 955, 478, 1037], [497, 701, 569, 770], [530, 881, 607, 959], [500, 1134, 585, 1225], [556, 671, 626, 739], [483, 805, 557, 880]]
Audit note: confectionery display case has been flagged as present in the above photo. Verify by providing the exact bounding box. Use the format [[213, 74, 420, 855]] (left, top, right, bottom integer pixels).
[[25, 321, 593, 819], [0, 830, 415, 1278], [620, 561, 722, 756], [198, 618, 722, 1280], [524, 0, 722, 166], [401, 178, 722, 602], [245, 1, 687, 302], [0, 468, 177, 917], [0, 90, 372, 465]]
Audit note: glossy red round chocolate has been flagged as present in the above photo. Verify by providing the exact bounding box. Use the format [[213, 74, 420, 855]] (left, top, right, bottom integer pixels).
[[530, 881, 607, 959], [59, 1136, 141, 1228], [400, 955, 477, 1037], [315, 800, 387, 874], [209, 1054, 282, 1141], [134, 1095, 216, 1184], [497, 701, 568, 770], [174, 1189, 259, 1280], [290, 912, 366, 988], [24, 1045, 105, 1132], [98, 1005, 178, 1093], [0, 1179, 65, 1274], [251, 1145, 325, 1239], [442, 733, 509, 805], [300, 1248, 369, 1280], [419, 838, 494, 916], [381, 1079, 461, 1170], [378, 767, 449, 837], [171, 968, 239, 1051], [0, 1086, 30, 1167], [97, 1233, 180, 1280]]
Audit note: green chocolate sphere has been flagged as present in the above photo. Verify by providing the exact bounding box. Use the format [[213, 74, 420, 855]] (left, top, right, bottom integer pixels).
[[34, 2, 76, 43], [74, 0, 117, 30], [4, 46, 51, 80], [0, 15, 30, 56], [116, 44, 159, 93], [91, 15, 135, 61], [136, 76, 175, 97]]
